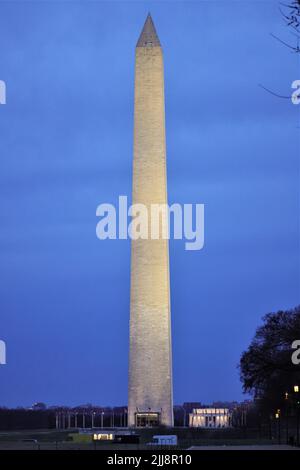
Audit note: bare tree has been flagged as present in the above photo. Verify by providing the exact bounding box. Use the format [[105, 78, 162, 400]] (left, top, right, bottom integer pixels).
[[271, 1, 300, 53], [259, 1, 300, 100]]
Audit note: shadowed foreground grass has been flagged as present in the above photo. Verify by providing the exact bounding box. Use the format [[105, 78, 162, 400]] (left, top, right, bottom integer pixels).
[[0, 429, 278, 450]]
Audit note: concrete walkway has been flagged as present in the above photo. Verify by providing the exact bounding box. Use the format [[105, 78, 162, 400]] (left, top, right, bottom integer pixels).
[[189, 445, 300, 450]]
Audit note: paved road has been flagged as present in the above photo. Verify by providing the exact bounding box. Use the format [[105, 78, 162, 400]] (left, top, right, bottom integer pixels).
[[189, 445, 300, 450]]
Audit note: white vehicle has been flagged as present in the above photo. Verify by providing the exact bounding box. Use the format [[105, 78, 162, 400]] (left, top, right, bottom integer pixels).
[[147, 435, 178, 446]]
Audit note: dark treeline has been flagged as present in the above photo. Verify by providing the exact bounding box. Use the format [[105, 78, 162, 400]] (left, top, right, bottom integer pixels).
[[0, 409, 56, 430], [0, 407, 127, 431]]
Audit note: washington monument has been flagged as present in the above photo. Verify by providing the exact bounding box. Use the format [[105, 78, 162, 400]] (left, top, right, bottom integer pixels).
[[128, 14, 173, 427]]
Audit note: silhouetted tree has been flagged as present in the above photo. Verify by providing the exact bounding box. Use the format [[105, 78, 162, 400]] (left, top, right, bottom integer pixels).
[[259, 1, 300, 99], [239, 306, 300, 414], [275, 0, 300, 52]]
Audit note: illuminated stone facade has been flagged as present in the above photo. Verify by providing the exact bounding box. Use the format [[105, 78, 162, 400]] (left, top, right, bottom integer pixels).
[[128, 14, 173, 428], [189, 408, 232, 428]]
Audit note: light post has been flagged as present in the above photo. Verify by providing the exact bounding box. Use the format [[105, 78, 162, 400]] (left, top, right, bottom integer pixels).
[[101, 411, 104, 428], [110, 409, 115, 428], [91, 411, 95, 429], [275, 409, 281, 444], [294, 385, 299, 446], [285, 392, 289, 444]]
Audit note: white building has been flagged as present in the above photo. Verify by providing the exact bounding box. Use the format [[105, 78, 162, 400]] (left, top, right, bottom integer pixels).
[[189, 408, 232, 428]]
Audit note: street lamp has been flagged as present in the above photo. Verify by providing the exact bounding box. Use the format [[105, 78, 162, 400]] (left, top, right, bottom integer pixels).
[[275, 409, 281, 444], [112, 408, 115, 428], [294, 385, 300, 446], [124, 408, 127, 428], [91, 411, 96, 429], [284, 393, 290, 444], [101, 411, 104, 429]]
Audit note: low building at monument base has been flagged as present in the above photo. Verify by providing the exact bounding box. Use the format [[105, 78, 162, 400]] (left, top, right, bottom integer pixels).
[[189, 408, 232, 428]]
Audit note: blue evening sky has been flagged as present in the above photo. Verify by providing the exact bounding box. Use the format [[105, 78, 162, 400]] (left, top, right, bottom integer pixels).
[[0, 0, 299, 407]]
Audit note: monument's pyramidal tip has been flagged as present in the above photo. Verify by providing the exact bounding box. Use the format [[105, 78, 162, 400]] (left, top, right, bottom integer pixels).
[[136, 13, 161, 48]]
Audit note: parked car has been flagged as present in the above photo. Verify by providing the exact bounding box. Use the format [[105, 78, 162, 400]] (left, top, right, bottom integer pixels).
[[147, 435, 177, 446]]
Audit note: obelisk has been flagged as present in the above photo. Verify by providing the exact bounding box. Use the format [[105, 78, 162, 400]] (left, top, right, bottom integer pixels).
[[128, 14, 173, 427]]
